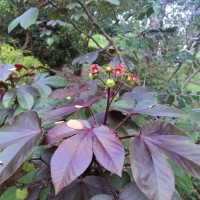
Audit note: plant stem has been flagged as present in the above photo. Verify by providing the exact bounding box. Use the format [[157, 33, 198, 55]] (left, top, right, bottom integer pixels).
[[109, 82, 124, 105], [96, 161, 118, 199], [88, 107, 97, 124], [114, 114, 130, 132], [103, 88, 111, 125], [119, 135, 136, 140]]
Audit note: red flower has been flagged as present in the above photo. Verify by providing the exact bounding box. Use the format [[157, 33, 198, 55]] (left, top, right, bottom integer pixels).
[[90, 64, 99, 73], [119, 63, 126, 68], [131, 74, 138, 83], [113, 67, 123, 77]]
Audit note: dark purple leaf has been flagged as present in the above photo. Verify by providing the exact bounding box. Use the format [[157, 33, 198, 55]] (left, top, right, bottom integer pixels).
[[45, 120, 91, 145], [48, 176, 111, 200], [111, 105, 186, 118], [130, 136, 175, 200], [93, 125, 124, 176], [49, 81, 97, 100], [144, 134, 200, 179], [0, 64, 15, 82], [42, 99, 85, 122], [51, 132, 93, 194], [0, 111, 42, 184], [119, 182, 148, 200], [49, 84, 79, 100], [140, 120, 188, 136], [72, 52, 99, 65]]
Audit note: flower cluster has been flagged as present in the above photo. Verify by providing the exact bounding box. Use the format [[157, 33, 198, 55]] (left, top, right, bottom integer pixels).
[[89, 63, 138, 88]]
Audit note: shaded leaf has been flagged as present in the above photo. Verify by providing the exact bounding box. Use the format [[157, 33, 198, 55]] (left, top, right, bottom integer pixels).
[[0, 111, 42, 184], [48, 176, 111, 200], [51, 133, 93, 194], [0, 186, 17, 200], [93, 126, 124, 176], [72, 52, 99, 65]]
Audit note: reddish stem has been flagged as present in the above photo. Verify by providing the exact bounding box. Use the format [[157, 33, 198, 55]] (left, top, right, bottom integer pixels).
[[119, 135, 136, 140], [103, 88, 111, 125], [113, 114, 130, 132], [109, 82, 124, 105], [88, 107, 97, 124]]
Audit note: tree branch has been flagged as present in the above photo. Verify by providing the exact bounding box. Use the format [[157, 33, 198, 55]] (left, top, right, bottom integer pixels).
[[76, 0, 124, 63]]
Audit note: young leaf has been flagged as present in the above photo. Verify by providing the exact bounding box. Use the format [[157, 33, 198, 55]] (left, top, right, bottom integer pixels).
[[93, 125, 125, 176], [51, 133, 93, 194], [0, 111, 42, 184], [0, 64, 15, 82], [8, 15, 23, 33], [130, 136, 175, 200]]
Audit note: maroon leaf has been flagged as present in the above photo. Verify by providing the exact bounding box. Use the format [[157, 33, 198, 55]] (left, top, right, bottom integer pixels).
[[119, 182, 148, 200], [14, 64, 28, 71], [130, 136, 175, 200], [45, 120, 91, 145], [0, 111, 42, 184], [93, 125, 125, 176], [0, 64, 15, 82], [48, 176, 111, 200], [49, 84, 78, 100], [42, 99, 85, 122], [49, 81, 97, 100], [51, 132, 93, 194], [111, 104, 186, 118], [140, 120, 188, 136]]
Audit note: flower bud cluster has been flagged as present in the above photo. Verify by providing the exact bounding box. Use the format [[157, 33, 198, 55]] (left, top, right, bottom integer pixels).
[[88, 63, 138, 88]]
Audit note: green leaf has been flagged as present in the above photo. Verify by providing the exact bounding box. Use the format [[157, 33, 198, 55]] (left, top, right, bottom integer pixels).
[[17, 170, 37, 184], [153, 3, 162, 15], [16, 188, 28, 200], [17, 89, 34, 110], [3, 89, 16, 108], [0, 186, 17, 200], [20, 7, 39, 29], [22, 161, 35, 173], [38, 186, 51, 200], [8, 16, 22, 33], [105, 0, 120, 5], [107, 171, 131, 190], [8, 7, 39, 32], [170, 162, 194, 192], [47, 37, 54, 46]]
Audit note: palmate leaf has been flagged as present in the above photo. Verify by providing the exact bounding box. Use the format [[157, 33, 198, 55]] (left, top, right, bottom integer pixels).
[[130, 120, 200, 200], [46, 121, 124, 194], [0, 111, 42, 184]]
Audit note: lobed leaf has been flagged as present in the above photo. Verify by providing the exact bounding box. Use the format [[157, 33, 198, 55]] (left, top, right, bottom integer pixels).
[[51, 133, 93, 194]]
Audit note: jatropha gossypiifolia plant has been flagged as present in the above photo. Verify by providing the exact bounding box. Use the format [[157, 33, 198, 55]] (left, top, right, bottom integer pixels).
[[0, 62, 200, 200]]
